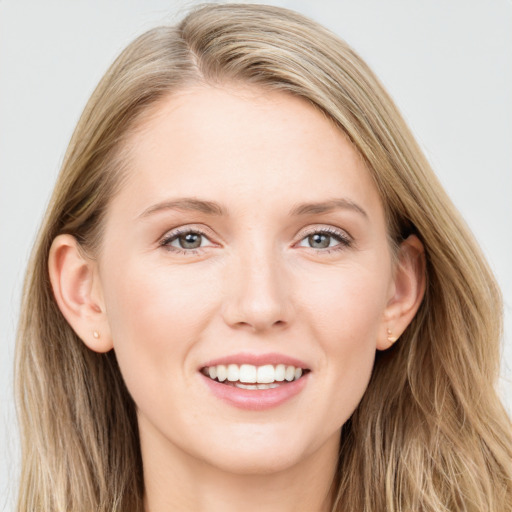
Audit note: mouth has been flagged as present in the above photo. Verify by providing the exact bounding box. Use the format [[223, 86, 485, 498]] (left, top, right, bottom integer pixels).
[[200, 363, 311, 390]]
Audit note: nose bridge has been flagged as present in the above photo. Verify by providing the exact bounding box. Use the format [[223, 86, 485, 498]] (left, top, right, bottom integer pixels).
[[222, 236, 291, 331]]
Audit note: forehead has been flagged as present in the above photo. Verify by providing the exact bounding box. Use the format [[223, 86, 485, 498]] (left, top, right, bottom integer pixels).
[[115, 84, 383, 219]]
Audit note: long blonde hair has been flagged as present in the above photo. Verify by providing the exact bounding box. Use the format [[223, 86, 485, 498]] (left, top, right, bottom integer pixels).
[[15, 4, 512, 511]]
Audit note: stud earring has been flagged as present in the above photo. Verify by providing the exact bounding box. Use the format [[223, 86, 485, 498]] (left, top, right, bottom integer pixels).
[[387, 328, 398, 344], [93, 330, 100, 339]]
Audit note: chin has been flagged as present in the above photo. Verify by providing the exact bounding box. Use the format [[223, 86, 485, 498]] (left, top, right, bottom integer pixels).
[[191, 423, 334, 476], [204, 444, 309, 476]]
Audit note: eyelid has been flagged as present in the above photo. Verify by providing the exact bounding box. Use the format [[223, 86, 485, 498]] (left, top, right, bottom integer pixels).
[[303, 223, 348, 233], [296, 224, 352, 241], [294, 225, 353, 252], [158, 223, 353, 255], [159, 225, 219, 252]]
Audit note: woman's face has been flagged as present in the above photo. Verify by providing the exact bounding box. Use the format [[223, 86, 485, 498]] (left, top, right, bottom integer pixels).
[[96, 85, 397, 474]]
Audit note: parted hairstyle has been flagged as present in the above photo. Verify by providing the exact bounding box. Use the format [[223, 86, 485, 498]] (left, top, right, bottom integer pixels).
[[15, 3, 512, 511]]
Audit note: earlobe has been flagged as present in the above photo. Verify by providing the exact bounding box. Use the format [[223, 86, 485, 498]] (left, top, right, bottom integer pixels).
[[48, 234, 113, 353], [377, 234, 426, 350]]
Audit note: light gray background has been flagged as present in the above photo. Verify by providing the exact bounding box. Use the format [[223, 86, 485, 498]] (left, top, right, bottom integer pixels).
[[1, 1, 511, 508]]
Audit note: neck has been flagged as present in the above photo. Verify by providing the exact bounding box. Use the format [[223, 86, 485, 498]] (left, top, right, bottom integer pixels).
[[140, 421, 339, 512]]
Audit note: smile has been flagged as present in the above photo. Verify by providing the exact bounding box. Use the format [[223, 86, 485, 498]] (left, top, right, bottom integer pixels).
[[200, 363, 308, 389], [199, 355, 312, 410]]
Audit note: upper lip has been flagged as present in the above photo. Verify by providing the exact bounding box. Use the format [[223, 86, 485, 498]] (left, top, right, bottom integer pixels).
[[200, 352, 310, 370]]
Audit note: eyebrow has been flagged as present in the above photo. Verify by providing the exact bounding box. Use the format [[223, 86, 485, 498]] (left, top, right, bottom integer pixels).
[[289, 198, 368, 218], [138, 197, 367, 219], [138, 198, 226, 218]]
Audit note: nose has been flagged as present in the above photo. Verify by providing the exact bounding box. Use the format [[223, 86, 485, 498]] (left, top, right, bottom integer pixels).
[[221, 247, 292, 333]]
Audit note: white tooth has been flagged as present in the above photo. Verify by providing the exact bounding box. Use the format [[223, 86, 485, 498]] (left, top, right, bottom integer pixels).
[[294, 367, 302, 380], [257, 383, 273, 389], [208, 366, 217, 380], [239, 364, 257, 383], [227, 364, 239, 382], [285, 365, 295, 381], [257, 364, 276, 383], [216, 365, 227, 382], [275, 364, 286, 381], [235, 383, 257, 389], [269, 383, 280, 389]]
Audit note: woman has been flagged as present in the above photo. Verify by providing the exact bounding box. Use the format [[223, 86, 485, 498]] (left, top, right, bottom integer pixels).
[[15, 3, 512, 511]]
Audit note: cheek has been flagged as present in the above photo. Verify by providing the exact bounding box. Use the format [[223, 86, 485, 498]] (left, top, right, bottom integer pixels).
[[299, 261, 391, 423], [302, 260, 390, 345], [100, 257, 218, 398]]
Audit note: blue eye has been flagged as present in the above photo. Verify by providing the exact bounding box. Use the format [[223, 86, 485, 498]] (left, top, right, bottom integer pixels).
[[171, 232, 203, 249], [160, 226, 351, 255], [160, 229, 214, 252], [298, 229, 352, 251]]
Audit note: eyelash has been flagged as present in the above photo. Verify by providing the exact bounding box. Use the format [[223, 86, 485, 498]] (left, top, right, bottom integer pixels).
[[159, 227, 213, 255], [298, 226, 353, 254], [159, 226, 353, 256]]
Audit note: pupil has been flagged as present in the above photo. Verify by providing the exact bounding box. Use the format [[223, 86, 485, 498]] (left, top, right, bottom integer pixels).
[[180, 233, 201, 249], [309, 233, 330, 249], [309, 233, 331, 249]]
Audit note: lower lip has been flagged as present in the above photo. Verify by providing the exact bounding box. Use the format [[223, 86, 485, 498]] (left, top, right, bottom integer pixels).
[[200, 373, 310, 411]]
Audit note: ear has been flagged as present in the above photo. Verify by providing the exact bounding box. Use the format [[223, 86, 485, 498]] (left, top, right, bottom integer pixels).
[[48, 234, 113, 353], [377, 234, 426, 350]]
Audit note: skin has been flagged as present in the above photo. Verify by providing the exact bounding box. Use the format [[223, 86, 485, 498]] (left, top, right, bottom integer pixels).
[[49, 84, 425, 511]]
